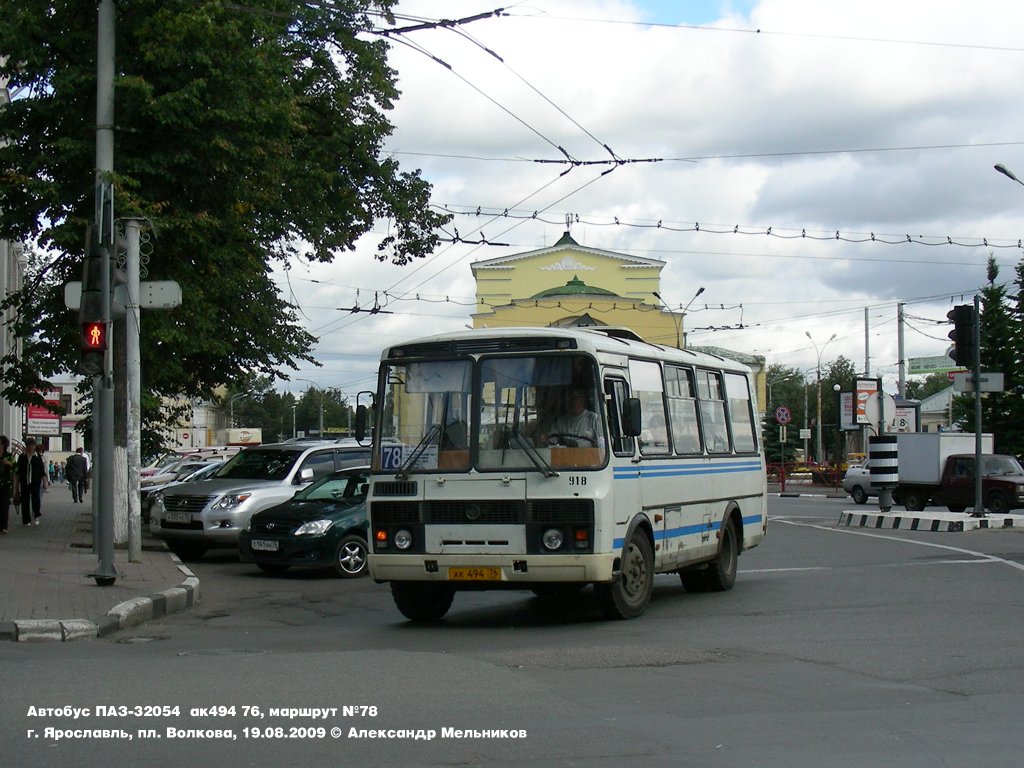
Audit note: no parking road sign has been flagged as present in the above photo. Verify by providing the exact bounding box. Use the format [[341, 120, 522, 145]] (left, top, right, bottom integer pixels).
[[774, 405, 792, 425]]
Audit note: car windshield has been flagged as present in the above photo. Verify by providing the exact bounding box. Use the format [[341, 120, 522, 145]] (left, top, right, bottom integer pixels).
[[214, 448, 304, 481], [186, 463, 222, 481], [295, 472, 369, 503], [982, 456, 1024, 476]]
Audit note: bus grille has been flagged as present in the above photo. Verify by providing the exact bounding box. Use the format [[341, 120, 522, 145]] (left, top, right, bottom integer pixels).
[[528, 500, 593, 523], [373, 481, 418, 497], [370, 499, 593, 525]]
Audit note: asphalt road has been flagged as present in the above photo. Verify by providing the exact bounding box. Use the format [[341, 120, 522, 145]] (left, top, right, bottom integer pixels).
[[4, 495, 1024, 768]]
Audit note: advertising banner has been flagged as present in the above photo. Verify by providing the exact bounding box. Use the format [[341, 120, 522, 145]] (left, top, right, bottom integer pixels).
[[26, 389, 62, 436]]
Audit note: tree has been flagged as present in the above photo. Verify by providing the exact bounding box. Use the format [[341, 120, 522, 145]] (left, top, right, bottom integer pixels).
[[763, 364, 806, 465], [905, 373, 951, 402], [819, 356, 857, 463], [975, 257, 1017, 452], [0, 1, 449, 432]]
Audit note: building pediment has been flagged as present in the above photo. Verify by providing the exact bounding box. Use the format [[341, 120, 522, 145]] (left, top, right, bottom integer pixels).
[[471, 232, 664, 274]]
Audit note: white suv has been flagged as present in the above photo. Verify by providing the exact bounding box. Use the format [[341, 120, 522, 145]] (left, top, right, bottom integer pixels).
[[150, 441, 371, 560]]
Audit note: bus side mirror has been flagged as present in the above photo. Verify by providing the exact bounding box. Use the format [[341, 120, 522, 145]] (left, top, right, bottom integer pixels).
[[355, 405, 368, 442], [623, 398, 642, 437]]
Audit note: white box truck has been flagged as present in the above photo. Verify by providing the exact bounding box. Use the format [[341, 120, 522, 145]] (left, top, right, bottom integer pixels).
[[893, 433, 1024, 513]]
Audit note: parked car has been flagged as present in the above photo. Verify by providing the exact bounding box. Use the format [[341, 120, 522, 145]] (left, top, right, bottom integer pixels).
[[150, 441, 371, 560], [842, 460, 876, 504], [239, 466, 370, 577], [140, 460, 224, 523]]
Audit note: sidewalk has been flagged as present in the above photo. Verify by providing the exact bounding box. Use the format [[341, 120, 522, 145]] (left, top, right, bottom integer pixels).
[[0, 485, 198, 642]]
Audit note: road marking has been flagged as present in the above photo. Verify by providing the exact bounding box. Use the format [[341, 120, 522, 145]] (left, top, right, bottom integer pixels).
[[771, 517, 1024, 573]]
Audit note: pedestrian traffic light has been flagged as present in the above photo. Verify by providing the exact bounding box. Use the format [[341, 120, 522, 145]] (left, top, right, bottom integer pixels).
[[947, 304, 977, 367], [80, 321, 107, 376]]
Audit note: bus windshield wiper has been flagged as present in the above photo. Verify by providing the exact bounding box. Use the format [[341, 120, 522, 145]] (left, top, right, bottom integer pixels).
[[507, 429, 558, 478], [396, 424, 441, 479]]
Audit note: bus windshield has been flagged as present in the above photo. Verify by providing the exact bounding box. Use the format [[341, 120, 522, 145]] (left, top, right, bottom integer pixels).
[[377, 354, 607, 474]]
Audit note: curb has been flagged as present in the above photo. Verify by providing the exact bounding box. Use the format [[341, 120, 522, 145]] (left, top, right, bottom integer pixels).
[[2, 553, 200, 643], [837, 510, 1024, 532]]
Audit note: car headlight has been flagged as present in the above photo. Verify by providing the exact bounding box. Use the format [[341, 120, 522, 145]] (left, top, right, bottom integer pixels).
[[213, 493, 252, 510], [295, 519, 334, 536]]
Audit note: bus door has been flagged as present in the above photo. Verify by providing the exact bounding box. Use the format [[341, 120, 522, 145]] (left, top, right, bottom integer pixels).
[[605, 376, 640, 532]]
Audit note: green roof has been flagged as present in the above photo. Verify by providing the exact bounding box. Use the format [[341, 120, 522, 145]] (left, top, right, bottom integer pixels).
[[531, 275, 621, 299]]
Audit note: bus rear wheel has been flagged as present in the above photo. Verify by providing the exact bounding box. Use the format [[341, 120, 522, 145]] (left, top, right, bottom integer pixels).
[[596, 530, 653, 620], [391, 582, 455, 623], [704, 517, 738, 592]]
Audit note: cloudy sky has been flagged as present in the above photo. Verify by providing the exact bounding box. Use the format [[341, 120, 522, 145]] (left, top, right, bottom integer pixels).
[[274, 0, 1024, 399]]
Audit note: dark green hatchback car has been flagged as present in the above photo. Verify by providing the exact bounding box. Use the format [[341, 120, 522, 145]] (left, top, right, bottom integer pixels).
[[239, 466, 370, 578]]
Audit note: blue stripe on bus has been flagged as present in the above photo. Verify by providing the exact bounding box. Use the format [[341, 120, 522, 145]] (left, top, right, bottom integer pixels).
[[612, 460, 763, 480], [613, 513, 764, 549]]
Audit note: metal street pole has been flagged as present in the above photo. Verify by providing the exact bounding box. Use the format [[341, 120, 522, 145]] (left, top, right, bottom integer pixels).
[[806, 331, 837, 464], [90, 0, 117, 586]]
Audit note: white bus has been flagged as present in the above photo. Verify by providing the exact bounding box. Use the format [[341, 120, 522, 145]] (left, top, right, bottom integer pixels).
[[363, 326, 767, 621]]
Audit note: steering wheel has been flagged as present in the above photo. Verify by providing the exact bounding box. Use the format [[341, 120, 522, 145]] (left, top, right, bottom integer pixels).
[[547, 433, 597, 447]]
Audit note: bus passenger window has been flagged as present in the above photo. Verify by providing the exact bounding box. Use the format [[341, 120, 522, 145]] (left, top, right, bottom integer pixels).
[[697, 370, 730, 453]]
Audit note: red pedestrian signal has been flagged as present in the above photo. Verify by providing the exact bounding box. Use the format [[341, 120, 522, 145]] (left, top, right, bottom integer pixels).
[[80, 321, 108, 376], [83, 321, 107, 350]]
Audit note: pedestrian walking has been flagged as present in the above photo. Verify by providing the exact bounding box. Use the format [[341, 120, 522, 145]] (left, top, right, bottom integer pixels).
[[0, 435, 14, 534], [15, 436, 40, 526], [32, 442, 48, 514], [65, 447, 88, 504]]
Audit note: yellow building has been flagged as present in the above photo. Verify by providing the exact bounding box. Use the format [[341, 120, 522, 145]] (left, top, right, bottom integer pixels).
[[471, 231, 681, 345], [470, 230, 767, 410]]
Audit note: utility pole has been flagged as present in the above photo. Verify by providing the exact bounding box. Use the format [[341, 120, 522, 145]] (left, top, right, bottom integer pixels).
[[90, 0, 117, 586], [125, 219, 143, 562], [897, 303, 906, 398]]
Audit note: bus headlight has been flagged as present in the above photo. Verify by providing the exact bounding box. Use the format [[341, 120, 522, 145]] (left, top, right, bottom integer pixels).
[[394, 529, 413, 550], [542, 528, 564, 551]]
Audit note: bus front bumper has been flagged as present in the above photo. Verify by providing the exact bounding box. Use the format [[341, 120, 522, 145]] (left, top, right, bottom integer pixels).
[[368, 553, 618, 585]]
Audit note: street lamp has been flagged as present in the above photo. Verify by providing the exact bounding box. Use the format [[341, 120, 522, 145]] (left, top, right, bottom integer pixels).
[[766, 371, 800, 410], [652, 286, 704, 348], [995, 163, 1024, 187], [292, 377, 324, 438], [806, 331, 837, 464], [228, 392, 249, 428]]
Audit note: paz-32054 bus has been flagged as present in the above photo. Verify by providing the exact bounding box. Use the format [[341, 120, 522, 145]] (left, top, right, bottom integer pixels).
[[363, 327, 767, 621]]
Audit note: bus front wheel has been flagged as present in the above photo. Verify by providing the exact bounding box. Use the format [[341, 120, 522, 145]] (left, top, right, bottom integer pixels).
[[391, 582, 455, 623], [596, 530, 653, 620]]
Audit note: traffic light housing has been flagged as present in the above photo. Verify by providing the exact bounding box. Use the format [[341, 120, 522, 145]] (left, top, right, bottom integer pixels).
[[80, 321, 107, 376], [947, 304, 977, 367]]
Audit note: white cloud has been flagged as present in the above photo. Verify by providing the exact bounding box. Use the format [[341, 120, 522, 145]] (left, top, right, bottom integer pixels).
[[276, 0, 1024, 393]]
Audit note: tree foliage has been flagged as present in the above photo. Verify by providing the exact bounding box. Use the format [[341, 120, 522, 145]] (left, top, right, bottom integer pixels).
[[950, 256, 1024, 456], [0, 1, 449, 439]]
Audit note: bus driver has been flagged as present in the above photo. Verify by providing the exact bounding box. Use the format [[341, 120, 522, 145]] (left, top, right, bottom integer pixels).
[[542, 388, 604, 448]]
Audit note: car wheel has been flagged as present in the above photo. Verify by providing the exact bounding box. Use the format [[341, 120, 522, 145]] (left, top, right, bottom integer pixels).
[[256, 562, 290, 575], [595, 529, 653, 620], [986, 491, 1011, 515], [333, 534, 368, 578], [947, 505, 966, 513], [391, 582, 455, 622], [902, 488, 926, 512], [851, 486, 868, 505]]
